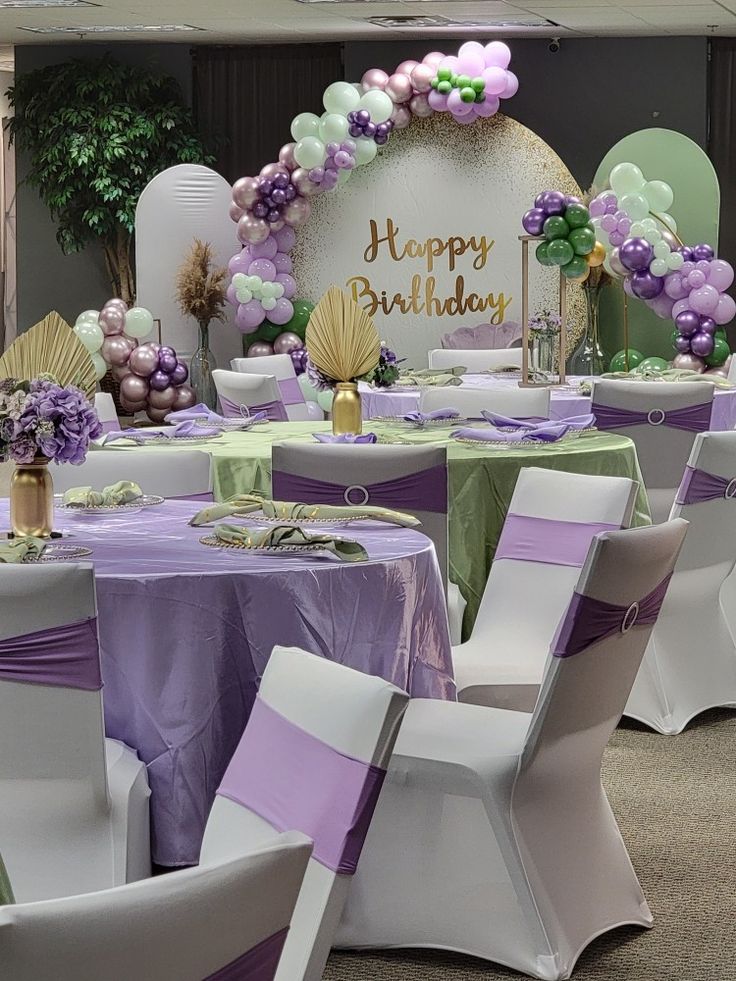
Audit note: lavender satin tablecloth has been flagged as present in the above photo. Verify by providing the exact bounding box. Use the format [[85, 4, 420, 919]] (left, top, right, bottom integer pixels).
[[359, 374, 736, 429], [33, 500, 453, 866]]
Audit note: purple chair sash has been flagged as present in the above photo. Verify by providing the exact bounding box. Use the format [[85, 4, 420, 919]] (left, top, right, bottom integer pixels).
[[271, 464, 447, 513], [217, 697, 386, 875], [0, 618, 102, 691], [99, 419, 119, 433], [552, 573, 672, 658], [675, 465, 736, 505], [495, 514, 620, 567], [203, 927, 288, 981], [219, 394, 288, 422], [592, 400, 712, 433], [278, 377, 305, 406]]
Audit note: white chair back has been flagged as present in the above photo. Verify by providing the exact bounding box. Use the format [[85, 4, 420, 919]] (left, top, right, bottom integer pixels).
[[0, 832, 312, 981], [271, 441, 449, 588], [591, 379, 715, 523], [428, 347, 523, 372], [213, 368, 288, 421], [628, 431, 736, 731], [420, 384, 550, 420], [51, 449, 213, 500], [93, 393, 119, 433], [200, 646, 408, 981], [230, 354, 312, 421]]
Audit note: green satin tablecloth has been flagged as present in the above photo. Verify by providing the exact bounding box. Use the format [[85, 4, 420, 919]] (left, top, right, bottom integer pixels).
[[99, 421, 649, 636]]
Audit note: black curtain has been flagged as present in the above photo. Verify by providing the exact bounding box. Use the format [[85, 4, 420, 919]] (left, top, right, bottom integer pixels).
[[192, 44, 343, 184]]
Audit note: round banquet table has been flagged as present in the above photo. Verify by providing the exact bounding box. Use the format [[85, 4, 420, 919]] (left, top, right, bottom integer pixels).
[[358, 374, 736, 428], [13, 499, 452, 867], [96, 421, 650, 644]]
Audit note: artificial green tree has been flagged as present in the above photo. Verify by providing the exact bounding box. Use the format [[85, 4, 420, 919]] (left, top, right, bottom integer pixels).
[[8, 56, 212, 304]]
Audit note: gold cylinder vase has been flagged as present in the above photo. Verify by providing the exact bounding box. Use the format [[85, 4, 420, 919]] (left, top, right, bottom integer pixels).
[[10, 456, 54, 538], [331, 382, 363, 436]]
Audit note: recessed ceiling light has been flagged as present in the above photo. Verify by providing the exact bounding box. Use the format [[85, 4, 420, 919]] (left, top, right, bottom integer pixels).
[[0, 0, 98, 7], [20, 23, 205, 33]]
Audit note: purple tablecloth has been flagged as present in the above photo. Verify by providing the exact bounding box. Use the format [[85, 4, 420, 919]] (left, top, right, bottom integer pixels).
[[34, 500, 454, 866], [359, 375, 736, 429]]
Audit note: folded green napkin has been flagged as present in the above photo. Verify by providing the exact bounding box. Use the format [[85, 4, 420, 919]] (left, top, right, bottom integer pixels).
[[0, 536, 46, 564], [601, 367, 733, 389], [395, 366, 466, 387], [213, 522, 369, 562], [63, 481, 143, 507], [190, 493, 420, 528]]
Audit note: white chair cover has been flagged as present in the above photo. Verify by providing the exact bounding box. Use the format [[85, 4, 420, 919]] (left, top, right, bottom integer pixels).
[[428, 347, 523, 371], [627, 431, 736, 732], [0, 832, 312, 981], [51, 449, 212, 499], [454, 467, 638, 710], [0, 563, 150, 902], [337, 521, 688, 980], [93, 393, 119, 432], [420, 384, 550, 420], [200, 646, 408, 981], [212, 368, 287, 421], [591, 379, 715, 523], [441, 322, 522, 350], [230, 354, 323, 421]]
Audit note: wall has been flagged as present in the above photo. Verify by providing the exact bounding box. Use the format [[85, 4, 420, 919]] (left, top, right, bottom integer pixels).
[[13, 43, 192, 332]]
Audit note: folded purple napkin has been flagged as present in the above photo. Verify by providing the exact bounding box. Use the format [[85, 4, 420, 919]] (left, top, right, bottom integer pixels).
[[104, 421, 221, 443], [480, 410, 594, 431], [165, 403, 228, 423], [403, 408, 460, 423], [452, 423, 571, 443], [312, 432, 378, 443]]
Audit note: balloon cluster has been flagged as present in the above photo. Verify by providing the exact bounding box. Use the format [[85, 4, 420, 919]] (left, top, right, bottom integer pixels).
[[589, 160, 734, 373], [249, 170, 298, 225], [347, 110, 393, 146], [74, 299, 196, 420], [427, 41, 518, 124], [308, 139, 356, 191], [227, 226, 297, 332], [231, 162, 312, 249], [522, 191, 605, 281]]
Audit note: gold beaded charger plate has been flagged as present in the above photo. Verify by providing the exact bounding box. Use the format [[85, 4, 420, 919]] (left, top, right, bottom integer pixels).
[[199, 534, 333, 555], [57, 494, 165, 516], [23, 544, 93, 562]]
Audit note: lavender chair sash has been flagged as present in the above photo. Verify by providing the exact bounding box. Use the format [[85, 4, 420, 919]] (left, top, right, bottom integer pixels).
[[271, 464, 447, 513], [278, 377, 305, 406], [217, 697, 386, 875], [0, 618, 102, 690], [592, 400, 712, 433], [675, 465, 736, 505], [99, 419, 119, 434], [219, 394, 288, 422], [203, 927, 288, 981], [495, 514, 621, 567], [552, 573, 672, 658]]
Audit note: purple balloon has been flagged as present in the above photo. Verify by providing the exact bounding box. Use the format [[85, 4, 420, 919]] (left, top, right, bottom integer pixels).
[[674, 335, 692, 353], [678, 247, 694, 262], [631, 270, 664, 300], [273, 252, 293, 275], [267, 297, 295, 326], [691, 331, 716, 357], [689, 284, 720, 315], [275, 272, 296, 299], [252, 201, 269, 219], [170, 361, 188, 385], [273, 225, 297, 252], [236, 300, 266, 333], [564, 195, 582, 206], [228, 248, 252, 275], [664, 272, 689, 301], [646, 291, 675, 319], [676, 310, 700, 337], [692, 243, 715, 262], [249, 236, 279, 261], [619, 237, 654, 272], [522, 208, 546, 236], [540, 190, 566, 216], [699, 316, 717, 335], [149, 369, 172, 392], [248, 258, 277, 281], [158, 347, 178, 373], [608, 231, 625, 248], [588, 198, 606, 218]]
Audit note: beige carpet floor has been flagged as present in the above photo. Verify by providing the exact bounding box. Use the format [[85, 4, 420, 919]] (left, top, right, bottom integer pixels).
[[325, 710, 736, 981]]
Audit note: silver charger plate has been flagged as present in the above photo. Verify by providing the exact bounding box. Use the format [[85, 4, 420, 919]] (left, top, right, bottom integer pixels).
[[23, 544, 93, 563], [248, 513, 364, 526], [454, 427, 597, 448], [194, 418, 267, 431], [57, 494, 165, 515], [372, 415, 465, 429]]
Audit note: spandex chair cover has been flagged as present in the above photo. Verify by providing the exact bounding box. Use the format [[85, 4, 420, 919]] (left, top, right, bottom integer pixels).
[[336, 521, 688, 980], [0, 832, 312, 981], [454, 467, 638, 711], [200, 646, 408, 981], [591, 379, 714, 523], [427, 348, 523, 372], [0, 563, 150, 902], [93, 393, 120, 434], [230, 354, 322, 421], [627, 431, 736, 732], [213, 368, 288, 421], [52, 449, 213, 500], [420, 384, 550, 421]]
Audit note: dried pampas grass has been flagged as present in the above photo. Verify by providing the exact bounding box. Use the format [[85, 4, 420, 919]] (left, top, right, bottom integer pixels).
[[176, 239, 227, 326], [0, 312, 95, 397], [306, 286, 380, 382]]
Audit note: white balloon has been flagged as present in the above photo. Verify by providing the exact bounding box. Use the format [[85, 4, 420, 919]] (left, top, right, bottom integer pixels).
[[353, 136, 378, 166], [653, 241, 671, 260], [643, 228, 662, 245], [630, 222, 646, 238], [668, 251, 684, 270], [318, 112, 349, 145], [650, 258, 668, 277], [75, 309, 100, 326], [323, 81, 360, 116], [290, 112, 320, 142], [358, 89, 394, 124], [298, 373, 320, 403], [317, 389, 334, 413], [124, 306, 155, 339], [659, 213, 677, 234], [91, 352, 107, 381], [643, 180, 674, 213], [74, 320, 104, 353]]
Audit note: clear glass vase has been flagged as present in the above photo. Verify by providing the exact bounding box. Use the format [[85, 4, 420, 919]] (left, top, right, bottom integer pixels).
[[568, 287, 609, 377], [531, 332, 557, 379], [189, 321, 218, 410]]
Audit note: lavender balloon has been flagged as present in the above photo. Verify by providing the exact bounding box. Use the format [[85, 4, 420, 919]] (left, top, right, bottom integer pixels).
[[619, 237, 653, 272], [690, 331, 715, 357], [674, 335, 692, 354]]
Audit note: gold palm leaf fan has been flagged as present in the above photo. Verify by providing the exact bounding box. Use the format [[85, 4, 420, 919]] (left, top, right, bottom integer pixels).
[[305, 285, 380, 381], [0, 312, 96, 399]]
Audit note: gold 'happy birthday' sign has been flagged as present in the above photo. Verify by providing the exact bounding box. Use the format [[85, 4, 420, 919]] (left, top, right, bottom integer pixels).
[[346, 218, 512, 323]]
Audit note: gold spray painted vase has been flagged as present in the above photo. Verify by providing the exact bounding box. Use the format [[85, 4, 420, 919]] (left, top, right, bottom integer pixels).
[[10, 456, 54, 538], [331, 382, 362, 436]]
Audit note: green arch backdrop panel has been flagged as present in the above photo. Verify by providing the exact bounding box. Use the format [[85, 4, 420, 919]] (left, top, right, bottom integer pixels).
[[593, 129, 720, 361]]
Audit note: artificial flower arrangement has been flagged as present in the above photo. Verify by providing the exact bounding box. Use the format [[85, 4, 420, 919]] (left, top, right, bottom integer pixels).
[[528, 309, 561, 337], [306, 343, 403, 391]]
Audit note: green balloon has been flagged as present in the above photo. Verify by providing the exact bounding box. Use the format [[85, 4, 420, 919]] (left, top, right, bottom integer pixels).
[[636, 356, 670, 374], [547, 239, 574, 267], [460, 87, 476, 103], [536, 241, 553, 266], [284, 298, 314, 339], [568, 227, 596, 256], [437, 67, 452, 82], [564, 204, 591, 229], [456, 74, 472, 89], [259, 322, 283, 343], [716, 328, 728, 345], [609, 348, 645, 372], [543, 215, 570, 241], [704, 337, 730, 367], [471, 76, 485, 92], [562, 255, 588, 279]]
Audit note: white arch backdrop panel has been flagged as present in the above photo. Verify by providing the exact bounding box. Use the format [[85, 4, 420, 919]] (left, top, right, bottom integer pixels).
[[292, 113, 585, 367], [135, 164, 241, 368]]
